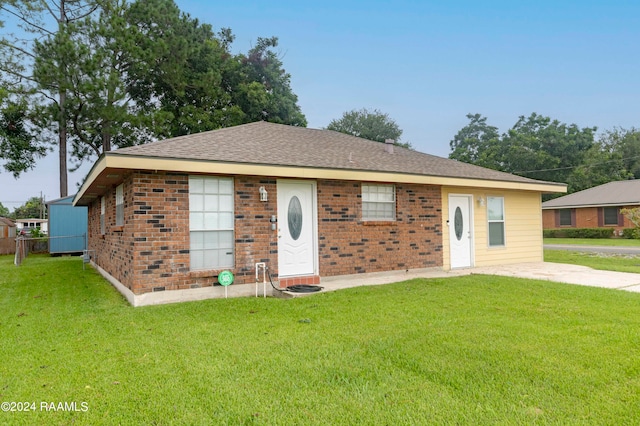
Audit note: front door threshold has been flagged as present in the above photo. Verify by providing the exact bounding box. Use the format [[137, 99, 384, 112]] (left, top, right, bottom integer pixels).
[[278, 275, 321, 288]]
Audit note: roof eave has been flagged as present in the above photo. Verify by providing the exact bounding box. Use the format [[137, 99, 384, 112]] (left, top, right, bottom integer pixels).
[[74, 153, 566, 205], [542, 202, 640, 209]]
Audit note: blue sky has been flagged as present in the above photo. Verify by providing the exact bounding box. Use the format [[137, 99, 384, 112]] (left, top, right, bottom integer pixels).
[[1, 0, 639, 209]]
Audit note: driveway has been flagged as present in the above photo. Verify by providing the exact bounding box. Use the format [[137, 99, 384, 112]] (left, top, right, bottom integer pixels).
[[470, 262, 640, 293]]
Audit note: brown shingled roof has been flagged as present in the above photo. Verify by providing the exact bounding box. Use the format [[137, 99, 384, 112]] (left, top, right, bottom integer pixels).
[[542, 180, 640, 209], [113, 121, 557, 186]]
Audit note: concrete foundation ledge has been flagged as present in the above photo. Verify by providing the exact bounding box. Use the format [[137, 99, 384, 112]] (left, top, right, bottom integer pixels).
[[90, 261, 273, 307]]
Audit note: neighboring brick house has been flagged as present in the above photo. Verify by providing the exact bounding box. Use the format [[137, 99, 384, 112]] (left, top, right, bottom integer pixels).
[[74, 122, 564, 306], [542, 180, 640, 235]]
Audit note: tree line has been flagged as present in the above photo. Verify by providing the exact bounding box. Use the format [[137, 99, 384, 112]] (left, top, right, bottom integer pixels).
[[449, 113, 640, 197], [2, 1, 632, 203], [0, 0, 306, 197]]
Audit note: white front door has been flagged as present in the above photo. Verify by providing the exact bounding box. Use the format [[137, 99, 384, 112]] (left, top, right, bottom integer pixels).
[[449, 195, 473, 269], [277, 180, 317, 277]]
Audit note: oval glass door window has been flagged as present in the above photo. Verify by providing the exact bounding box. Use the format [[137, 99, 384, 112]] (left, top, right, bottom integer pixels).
[[454, 206, 463, 241], [288, 196, 303, 240]]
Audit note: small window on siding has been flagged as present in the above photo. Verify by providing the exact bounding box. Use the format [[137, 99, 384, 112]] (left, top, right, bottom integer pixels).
[[100, 196, 106, 234], [116, 184, 124, 226], [189, 176, 234, 270], [362, 183, 395, 221], [603, 207, 619, 226], [487, 196, 505, 247], [559, 209, 572, 226]]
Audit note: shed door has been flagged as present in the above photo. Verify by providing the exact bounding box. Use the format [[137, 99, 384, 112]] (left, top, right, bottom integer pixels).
[[449, 195, 473, 268]]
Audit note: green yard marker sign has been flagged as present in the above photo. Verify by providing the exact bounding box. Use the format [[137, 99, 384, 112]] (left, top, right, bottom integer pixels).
[[218, 270, 234, 298]]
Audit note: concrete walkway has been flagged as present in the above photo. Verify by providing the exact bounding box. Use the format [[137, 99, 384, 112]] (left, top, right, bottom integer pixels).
[[278, 262, 640, 297]]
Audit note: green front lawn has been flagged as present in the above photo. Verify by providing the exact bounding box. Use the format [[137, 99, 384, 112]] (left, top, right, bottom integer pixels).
[[544, 237, 640, 246], [1, 255, 639, 425]]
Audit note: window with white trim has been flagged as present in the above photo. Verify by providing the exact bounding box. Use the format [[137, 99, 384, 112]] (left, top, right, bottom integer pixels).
[[116, 184, 124, 226], [362, 183, 395, 221], [189, 176, 234, 270], [487, 196, 505, 247], [100, 196, 106, 234]]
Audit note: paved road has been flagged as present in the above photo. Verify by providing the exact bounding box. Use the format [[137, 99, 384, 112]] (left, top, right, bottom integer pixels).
[[545, 244, 640, 255]]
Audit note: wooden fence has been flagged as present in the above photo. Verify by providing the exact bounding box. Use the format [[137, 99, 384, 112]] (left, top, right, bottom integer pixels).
[[0, 238, 14, 255]]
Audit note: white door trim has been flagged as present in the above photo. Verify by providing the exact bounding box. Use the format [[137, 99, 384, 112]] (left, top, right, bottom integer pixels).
[[448, 194, 474, 269], [277, 179, 318, 277]]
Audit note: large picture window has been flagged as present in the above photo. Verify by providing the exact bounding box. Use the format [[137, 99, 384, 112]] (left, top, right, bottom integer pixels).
[[487, 196, 505, 247], [362, 183, 395, 221], [189, 176, 234, 270]]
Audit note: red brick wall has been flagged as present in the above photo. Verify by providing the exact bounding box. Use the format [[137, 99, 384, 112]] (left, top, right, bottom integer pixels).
[[317, 180, 443, 276], [575, 207, 599, 228], [88, 172, 135, 290], [234, 177, 278, 282], [88, 173, 443, 295], [542, 210, 555, 229], [543, 206, 634, 235], [89, 173, 280, 294]]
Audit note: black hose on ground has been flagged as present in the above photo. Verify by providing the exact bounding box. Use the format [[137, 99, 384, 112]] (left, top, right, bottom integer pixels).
[[266, 268, 323, 293]]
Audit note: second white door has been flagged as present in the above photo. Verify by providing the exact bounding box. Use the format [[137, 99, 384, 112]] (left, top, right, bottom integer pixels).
[[449, 195, 473, 269]]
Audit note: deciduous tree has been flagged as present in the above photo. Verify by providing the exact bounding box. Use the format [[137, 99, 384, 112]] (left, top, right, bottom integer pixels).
[[0, 201, 10, 217], [449, 112, 598, 194], [449, 113, 500, 168], [327, 108, 407, 147], [0, 94, 47, 176], [13, 196, 45, 219]]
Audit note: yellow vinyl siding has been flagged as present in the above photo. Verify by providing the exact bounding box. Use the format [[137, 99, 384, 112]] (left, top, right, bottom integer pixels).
[[442, 187, 543, 270]]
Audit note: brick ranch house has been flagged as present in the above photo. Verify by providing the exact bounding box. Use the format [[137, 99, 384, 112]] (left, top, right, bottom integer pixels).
[[542, 179, 640, 235], [73, 122, 565, 306]]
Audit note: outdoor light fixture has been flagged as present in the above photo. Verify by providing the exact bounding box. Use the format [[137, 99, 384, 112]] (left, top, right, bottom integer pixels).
[[477, 196, 486, 207], [259, 186, 268, 202]]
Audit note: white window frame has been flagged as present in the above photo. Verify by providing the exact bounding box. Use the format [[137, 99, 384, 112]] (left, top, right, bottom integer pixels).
[[116, 184, 124, 226], [362, 183, 396, 221], [100, 196, 106, 235], [487, 196, 505, 247], [188, 176, 235, 271]]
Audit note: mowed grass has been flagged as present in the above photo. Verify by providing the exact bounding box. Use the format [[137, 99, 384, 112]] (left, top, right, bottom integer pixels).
[[545, 249, 640, 274], [1, 255, 639, 425]]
